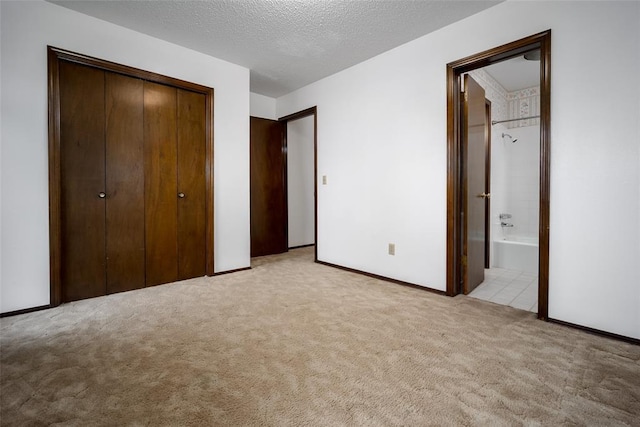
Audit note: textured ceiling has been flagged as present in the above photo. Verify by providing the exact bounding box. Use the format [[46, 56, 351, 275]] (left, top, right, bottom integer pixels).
[[50, 0, 502, 98]]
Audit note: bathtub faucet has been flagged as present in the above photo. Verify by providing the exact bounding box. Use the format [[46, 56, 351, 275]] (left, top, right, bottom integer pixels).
[[501, 222, 514, 228]]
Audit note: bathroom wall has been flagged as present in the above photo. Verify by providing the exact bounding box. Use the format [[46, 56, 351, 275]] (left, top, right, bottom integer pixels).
[[492, 125, 541, 243], [469, 65, 540, 246], [470, 64, 541, 130], [507, 86, 540, 129], [489, 123, 508, 262]]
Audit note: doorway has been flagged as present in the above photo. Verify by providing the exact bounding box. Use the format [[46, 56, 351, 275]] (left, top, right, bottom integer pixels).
[[446, 31, 551, 320], [249, 107, 318, 261], [250, 116, 287, 257], [285, 114, 316, 250], [468, 59, 541, 313], [281, 107, 318, 261]]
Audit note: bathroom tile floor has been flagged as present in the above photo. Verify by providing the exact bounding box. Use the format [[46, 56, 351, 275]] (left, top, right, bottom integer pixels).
[[468, 267, 538, 313]]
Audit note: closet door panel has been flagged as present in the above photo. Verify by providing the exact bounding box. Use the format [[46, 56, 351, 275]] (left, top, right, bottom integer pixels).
[[177, 89, 207, 280], [105, 72, 146, 294], [144, 82, 179, 286], [59, 61, 107, 302]]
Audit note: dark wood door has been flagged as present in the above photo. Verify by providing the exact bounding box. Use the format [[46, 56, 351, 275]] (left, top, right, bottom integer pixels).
[[59, 61, 107, 302], [144, 82, 179, 286], [105, 72, 146, 294], [51, 48, 213, 305], [144, 84, 207, 285], [250, 117, 287, 257], [462, 75, 487, 294], [177, 89, 207, 280]]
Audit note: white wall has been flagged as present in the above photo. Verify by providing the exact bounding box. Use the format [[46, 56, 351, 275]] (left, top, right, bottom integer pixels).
[[250, 92, 277, 120], [277, 1, 640, 339], [492, 125, 540, 242], [0, 1, 251, 313], [287, 116, 315, 248], [489, 123, 508, 263]]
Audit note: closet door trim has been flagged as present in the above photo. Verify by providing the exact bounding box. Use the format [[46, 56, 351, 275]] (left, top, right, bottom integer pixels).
[[48, 46, 215, 306]]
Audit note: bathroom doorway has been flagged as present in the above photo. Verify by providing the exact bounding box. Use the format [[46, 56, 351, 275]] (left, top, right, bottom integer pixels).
[[468, 55, 541, 313], [446, 31, 551, 320]]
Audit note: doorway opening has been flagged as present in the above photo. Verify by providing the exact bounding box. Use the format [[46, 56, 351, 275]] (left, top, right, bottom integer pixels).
[[281, 108, 317, 257], [469, 59, 541, 313], [446, 31, 551, 320], [249, 107, 318, 262]]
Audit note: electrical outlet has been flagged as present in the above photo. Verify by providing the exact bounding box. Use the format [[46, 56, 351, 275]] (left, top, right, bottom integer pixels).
[[322, 175, 327, 185], [388, 243, 395, 256]]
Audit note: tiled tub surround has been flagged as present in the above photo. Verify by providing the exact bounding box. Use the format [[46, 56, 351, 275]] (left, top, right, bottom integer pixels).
[[468, 268, 538, 313], [470, 66, 541, 258], [491, 125, 540, 242]]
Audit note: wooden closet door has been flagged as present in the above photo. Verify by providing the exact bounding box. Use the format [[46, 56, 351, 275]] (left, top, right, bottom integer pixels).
[[105, 72, 145, 293], [144, 82, 179, 286], [177, 89, 206, 280], [59, 61, 107, 302]]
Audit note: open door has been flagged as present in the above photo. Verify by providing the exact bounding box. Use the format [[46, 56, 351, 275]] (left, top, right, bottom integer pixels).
[[279, 106, 319, 260], [462, 75, 488, 294], [250, 117, 287, 257]]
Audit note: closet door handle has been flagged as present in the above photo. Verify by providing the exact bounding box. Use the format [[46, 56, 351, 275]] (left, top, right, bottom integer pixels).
[[98, 192, 106, 199], [178, 192, 185, 199]]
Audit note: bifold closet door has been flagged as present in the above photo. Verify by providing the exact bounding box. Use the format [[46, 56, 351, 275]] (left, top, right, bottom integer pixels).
[[59, 62, 207, 299], [144, 82, 179, 287], [59, 62, 107, 302], [176, 89, 206, 280], [105, 72, 145, 294], [144, 83, 207, 286], [60, 63, 146, 302]]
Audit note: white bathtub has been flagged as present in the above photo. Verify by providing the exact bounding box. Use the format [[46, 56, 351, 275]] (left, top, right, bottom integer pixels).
[[493, 236, 539, 273]]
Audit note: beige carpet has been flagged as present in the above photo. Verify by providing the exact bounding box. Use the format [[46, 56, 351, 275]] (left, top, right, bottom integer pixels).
[[1, 247, 639, 426]]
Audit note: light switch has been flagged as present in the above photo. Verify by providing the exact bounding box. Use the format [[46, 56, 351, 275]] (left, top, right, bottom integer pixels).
[[388, 243, 395, 256], [322, 175, 327, 185]]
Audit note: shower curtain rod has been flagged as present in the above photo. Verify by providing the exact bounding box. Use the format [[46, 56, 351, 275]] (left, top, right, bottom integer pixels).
[[491, 115, 540, 125]]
